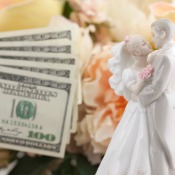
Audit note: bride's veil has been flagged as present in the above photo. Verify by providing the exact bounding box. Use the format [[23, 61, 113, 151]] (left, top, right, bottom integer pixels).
[[108, 41, 134, 99]]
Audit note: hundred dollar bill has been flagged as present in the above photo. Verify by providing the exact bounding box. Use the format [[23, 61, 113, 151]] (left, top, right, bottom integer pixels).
[[0, 58, 78, 133], [0, 40, 75, 54], [0, 51, 77, 65], [0, 66, 75, 158], [0, 59, 75, 79], [0, 52, 79, 132], [71, 95, 78, 133], [0, 27, 76, 42], [0, 51, 79, 131]]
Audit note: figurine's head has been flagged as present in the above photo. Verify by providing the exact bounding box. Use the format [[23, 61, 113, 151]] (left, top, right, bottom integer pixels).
[[125, 35, 152, 56], [151, 19, 175, 49]]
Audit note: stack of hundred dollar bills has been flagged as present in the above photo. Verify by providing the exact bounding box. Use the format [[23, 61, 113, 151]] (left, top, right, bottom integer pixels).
[[0, 26, 79, 158]]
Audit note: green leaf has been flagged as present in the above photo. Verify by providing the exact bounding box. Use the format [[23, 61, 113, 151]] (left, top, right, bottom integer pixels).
[[76, 155, 98, 175], [58, 154, 98, 175], [58, 154, 80, 175], [62, 1, 73, 19]]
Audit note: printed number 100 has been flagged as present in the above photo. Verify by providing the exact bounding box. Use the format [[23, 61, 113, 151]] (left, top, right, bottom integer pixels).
[[28, 131, 56, 142]]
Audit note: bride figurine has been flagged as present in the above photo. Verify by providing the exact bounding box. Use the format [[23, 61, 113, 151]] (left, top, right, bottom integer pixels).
[[96, 34, 153, 175], [95, 18, 175, 175]]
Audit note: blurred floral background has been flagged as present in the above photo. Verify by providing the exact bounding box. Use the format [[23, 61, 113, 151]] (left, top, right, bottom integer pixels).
[[0, 0, 175, 174]]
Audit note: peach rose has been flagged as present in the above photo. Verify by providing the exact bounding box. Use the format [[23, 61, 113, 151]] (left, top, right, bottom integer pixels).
[[150, 1, 175, 22], [69, 0, 108, 25], [69, 0, 114, 44], [106, 0, 162, 42], [69, 0, 173, 43], [0, 0, 32, 11], [75, 44, 127, 164]]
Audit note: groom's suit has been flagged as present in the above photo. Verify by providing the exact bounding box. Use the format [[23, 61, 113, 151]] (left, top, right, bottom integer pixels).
[[139, 43, 175, 174]]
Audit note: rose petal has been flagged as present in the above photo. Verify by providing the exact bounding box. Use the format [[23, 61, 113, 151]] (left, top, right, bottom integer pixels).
[[150, 2, 175, 17], [95, 119, 115, 142]]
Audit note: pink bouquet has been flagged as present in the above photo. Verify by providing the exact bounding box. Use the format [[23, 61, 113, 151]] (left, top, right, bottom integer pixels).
[[138, 64, 154, 80]]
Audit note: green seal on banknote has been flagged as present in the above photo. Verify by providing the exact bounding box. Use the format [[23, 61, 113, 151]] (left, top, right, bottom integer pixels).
[[16, 101, 36, 120]]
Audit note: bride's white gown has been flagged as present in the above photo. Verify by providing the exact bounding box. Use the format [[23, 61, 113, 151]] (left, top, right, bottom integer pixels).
[[96, 61, 175, 175], [96, 68, 151, 175]]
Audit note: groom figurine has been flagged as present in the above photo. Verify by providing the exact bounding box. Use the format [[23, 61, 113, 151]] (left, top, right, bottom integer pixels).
[[138, 18, 175, 175]]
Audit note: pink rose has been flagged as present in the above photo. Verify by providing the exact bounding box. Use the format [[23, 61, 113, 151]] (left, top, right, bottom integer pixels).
[[138, 64, 154, 80]]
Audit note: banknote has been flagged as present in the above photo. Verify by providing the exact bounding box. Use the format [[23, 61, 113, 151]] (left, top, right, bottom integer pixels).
[[0, 40, 75, 54], [0, 58, 78, 133], [0, 51, 79, 90], [0, 52, 79, 133], [0, 51, 77, 65], [78, 74, 82, 105], [0, 59, 75, 79], [0, 66, 75, 158], [0, 28, 76, 42], [71, 94, 78, 133]]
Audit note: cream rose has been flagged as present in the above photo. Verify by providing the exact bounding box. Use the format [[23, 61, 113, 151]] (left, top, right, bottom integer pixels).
[[0, 0, 64, 31]]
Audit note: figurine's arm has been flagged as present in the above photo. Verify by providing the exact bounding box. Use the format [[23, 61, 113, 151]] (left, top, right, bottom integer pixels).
[[122, 69, 145, 94], [138, 55, 171, 106], [129, 80, 145, 95]]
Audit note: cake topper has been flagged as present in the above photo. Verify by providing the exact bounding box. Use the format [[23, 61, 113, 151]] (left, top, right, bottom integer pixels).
[[96, 18, 175, 175]]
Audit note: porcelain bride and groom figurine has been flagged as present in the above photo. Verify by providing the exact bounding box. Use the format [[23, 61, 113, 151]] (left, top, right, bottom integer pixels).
[[96, 18, 175, 175]]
